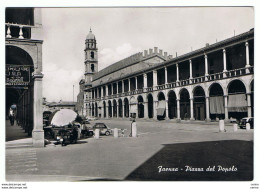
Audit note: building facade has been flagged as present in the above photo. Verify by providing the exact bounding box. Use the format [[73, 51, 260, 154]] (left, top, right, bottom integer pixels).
[[5, 8, 44, 147], [84, 29, 254, 122]]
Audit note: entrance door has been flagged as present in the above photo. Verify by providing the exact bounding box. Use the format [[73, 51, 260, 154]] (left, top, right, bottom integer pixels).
[[194, 104, 205, 120]]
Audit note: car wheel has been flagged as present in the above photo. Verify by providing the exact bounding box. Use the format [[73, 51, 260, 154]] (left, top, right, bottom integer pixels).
[[89, 131, 93, 136], [105, 131, 110, 136]]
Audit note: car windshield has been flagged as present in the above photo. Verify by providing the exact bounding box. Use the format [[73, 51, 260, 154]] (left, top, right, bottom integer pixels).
[[241, 119, 247, 124], [96, 123, 105, 127]]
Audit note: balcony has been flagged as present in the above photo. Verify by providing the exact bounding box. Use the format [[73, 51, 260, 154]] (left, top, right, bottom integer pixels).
[[6, 23, 33, 39], [93, 66, 253, 101]]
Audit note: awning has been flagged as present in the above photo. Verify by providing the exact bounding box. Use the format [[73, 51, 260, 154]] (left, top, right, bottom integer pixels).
[[228, 94, 247, 112], [157, 100, 166, 116], [210, 96, 224, 114]]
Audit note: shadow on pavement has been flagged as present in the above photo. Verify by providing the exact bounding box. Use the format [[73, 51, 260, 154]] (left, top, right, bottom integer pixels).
[[6, 120, 30, 142], [125, 140, 253, 181]]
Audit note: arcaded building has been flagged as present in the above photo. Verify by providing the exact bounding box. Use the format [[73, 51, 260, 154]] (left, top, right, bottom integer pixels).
[[5, 8, 44, 146], [83, 29, 254, 122]]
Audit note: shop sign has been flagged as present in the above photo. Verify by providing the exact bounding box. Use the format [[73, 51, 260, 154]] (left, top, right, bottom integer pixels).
[[6, 65, 30, 88]]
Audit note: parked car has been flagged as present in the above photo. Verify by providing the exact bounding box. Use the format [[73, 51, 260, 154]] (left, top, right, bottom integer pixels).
[[239, 117, 254, 129], [81, 120, 93, 137], [86, 117, 97, 121], [230, 117, 237, 123], [92, 123, 112, 136]]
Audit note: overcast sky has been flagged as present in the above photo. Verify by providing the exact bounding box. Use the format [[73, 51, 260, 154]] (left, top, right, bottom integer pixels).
[[41, 7, 254, 102]]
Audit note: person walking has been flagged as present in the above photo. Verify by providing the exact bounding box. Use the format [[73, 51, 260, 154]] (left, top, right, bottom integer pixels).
[[9, 109, 15, 126]]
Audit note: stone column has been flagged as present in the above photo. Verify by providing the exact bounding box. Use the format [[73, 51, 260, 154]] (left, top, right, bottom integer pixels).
[[204, 54, 209, 76], [153, 70, 157, 89], [111, 84, 114, 95], [101, 105, 104, 118], [128, 79, 131, 92], [245, 41, 250, 68], [101, 87, 103, 98], [116, 82, 119, 94], [165, 100, 169, 120], [176, 64, 179, 82], [94, 103, 96, 117], [122, 102, 125, 118], [190, 98, 195, 120], [122, 80, 125, 93], [176, 99, 181, 122], [106, 85, 108, 96], [224, 95, 229, 121], [165, 67, 168, 84], [223, 49, 227, 77], [106, 104, 109, 118], [189, 59, 193, 79], [189, 60, 193, 84], [143, 73, 147, 92], [32, 73, 44, 147], [247, 93, 252, 117], [144, 101, 148, 119], [117, 103, 119, 118], [205, 96, 211, 122], [153, 100, 157, 120]]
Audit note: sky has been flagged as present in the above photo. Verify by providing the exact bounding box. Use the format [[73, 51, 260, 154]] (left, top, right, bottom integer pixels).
[[41, 7, 254, 102]]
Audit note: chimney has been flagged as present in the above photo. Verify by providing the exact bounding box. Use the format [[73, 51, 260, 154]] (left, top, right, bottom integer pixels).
[[144, 50, 148, 57], [139, 52, 143, 58], [159, 49, 163, 55], [164, 52, 168, 58], [168, 55, 173, 59], [205, 43, 210, 47], [149, 48, 153, 55], [154, 47, 158, 54]]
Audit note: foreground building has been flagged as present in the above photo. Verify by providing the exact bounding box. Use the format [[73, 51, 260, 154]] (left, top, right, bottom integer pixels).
[[5, 8, 44, 146], [83, 29, 254, 122]]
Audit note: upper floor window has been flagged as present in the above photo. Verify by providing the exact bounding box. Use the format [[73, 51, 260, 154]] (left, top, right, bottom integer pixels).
[[91, 64, 95, 72], [6, 8, 34, 25], [91, 51, 95, 59]]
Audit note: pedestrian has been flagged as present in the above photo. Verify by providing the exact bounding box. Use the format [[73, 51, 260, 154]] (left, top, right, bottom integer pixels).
[[75, 122, 82, 140], [9, 109, 15, 126]]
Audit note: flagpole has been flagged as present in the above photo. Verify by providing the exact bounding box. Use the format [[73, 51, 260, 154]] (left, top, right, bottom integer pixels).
[[73, 85, 74, 102]]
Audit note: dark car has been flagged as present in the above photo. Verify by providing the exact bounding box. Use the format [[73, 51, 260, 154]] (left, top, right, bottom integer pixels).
[[81, 120, 93, 137], [239, 117, 254, 129], [93, 123, 112, 136]]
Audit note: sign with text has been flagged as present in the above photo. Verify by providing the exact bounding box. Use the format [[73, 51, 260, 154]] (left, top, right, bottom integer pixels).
[[6, 65, 31, 88]]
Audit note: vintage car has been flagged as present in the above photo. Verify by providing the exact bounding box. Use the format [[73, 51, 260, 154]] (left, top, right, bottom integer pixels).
[[239, 117, 254, 129], [92, 123, 112, 136], [81, 120, 94, 137]]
